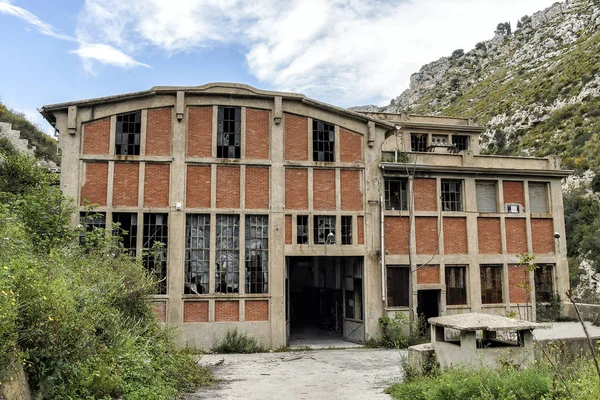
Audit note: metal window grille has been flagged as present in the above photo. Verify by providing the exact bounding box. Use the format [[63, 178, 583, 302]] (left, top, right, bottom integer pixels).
[[480, 265, 503, 304], [385, 179, 408, 210], [113, 212, 138, 255], [345, 258, 363, 320], [80, 212, 106, 232], [115, 111, 141, 155], [185, 214, 210, 294], [216, 214, 240, 293], [245, 215, 269, 294], [313, 215, 336, 245], [217, 106, 241, 158], [312, 119, 335, 162], [452, 135, 469, 152], [445, 265, 467, 305], [535, 264, 554, 302], [386, 266, 410, 307], [411, 133, 427, 152], [476, 181, 498, 212], [529, 182, 549, 213], [143, 213, 169, 295], [296, 215, 308, 244], [341, 216, 352, 245], [441, 179, 463, 211]]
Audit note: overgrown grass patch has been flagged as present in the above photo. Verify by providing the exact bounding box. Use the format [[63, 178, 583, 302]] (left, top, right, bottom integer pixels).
[[211, 329, 266, 354]]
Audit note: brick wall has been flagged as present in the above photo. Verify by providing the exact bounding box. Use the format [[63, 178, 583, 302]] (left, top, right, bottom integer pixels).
[[285, 215, 292, 244], [385, 216, 409, 254], [340, 129, 362, 162], [508, 265, 529, 303], [113, 163, 139, 207], [506, 218, 528, 254], [284, 113, 308, 160], [443, 217, 468, 254], [285, 168, 308, 210], [531, 218, 555, 254], [357, 215, 364, 245], [246, 108, 270, 159], [183, 301, 209, 323], [417, 265, 440, 284], [340, 169, 362, 210], [215, 301, 239, 322], [82, 118, 110, 154], [416, 217, 438, 254], [245, 300, 269, 321], [81, 162, 108, 206], [187, 107, 212, 157], [245, 167, 269, 209], [152, 301, 167, 323], [313, 169, 336, 210], [186, 165, 211, 208], [144, 163, 170, 207], [216, 166, 240, 209], [503, 181, 525, 207], [414, 178, 437, 211], [146, 107, 172, 156], [477, 217, 502, 254]]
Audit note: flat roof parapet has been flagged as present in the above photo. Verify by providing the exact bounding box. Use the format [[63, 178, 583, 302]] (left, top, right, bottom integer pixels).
[[429, 313, 548, 331]]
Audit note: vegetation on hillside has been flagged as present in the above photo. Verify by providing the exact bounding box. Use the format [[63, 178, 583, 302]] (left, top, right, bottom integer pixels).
[[0, 151, 213, 398], [0, 102, 60, 164]]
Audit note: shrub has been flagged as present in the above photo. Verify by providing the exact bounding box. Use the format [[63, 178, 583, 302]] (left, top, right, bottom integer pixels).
[[377, 312, 427, 349], [211, 329, 265, 354]]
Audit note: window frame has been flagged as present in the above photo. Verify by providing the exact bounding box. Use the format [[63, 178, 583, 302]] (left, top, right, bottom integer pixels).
[[480, 264, 503, 304], [476, 180, 498, 213], [441, 179, 464, 212], [452, 135, 469, 152], [313, 215, 336, 245], [112, 212, 139, 256], [296, 215, 309, 244], [341, 215, 352, 245], [245, 215, 269, 294], [217, 106, 241, 159], [410, 133, 428, 152], [535, 264, 554, 302], [215, 214, 240, 293], [445, 265, 468, 305], [312, 119, 335, 162], [528, 182, 550, 213], [185, 214, 211, 295], [386, 265, 410, 307], [384, 178, 408, 211], [115, 111, 141, 155], [143, 213, 169, 295]]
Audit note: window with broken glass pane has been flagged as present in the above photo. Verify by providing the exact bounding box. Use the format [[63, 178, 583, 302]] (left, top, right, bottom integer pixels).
[[296, 215, 308, 244], [115, 111, 141, 155], [341, 215, 352, 245], [452, 135, 469, 152], [441, 179, 463, 211], [216, 214, 240, 293], [217, 106, 241, 158], [185, 214, 210, 294], [411, 133, 427, 152], [245, 215, 268, 294], [143, 213, 168, 295], [445, 265, 467, 305], [113, 212, 138, 256], [314, 215, 336, 244], [480, 264, 503, 304], [313, 119, 335, 162], [384, 178, 408, 210], [535, 264, 554, 302]]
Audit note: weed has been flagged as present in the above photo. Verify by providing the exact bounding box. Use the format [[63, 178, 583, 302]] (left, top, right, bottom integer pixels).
[[211, 329, 266, 354]]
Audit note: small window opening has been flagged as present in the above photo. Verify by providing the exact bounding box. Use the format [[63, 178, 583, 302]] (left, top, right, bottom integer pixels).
[[215, 214, 240, 293], [476, 181, 498, 212], [535, 264, 554, 302], [387, 265, 410, 307], [314, 215, 336, 245], [385, 178, 408, 210], [143, 213, 169, 294], [452, 135, 469, 152], [113, 212, 138, 256], [297, 215, 308, 244], [480, 264, 503, 304], [313, 119, 335, 162], [341, 215, 352, 245], [115, 111, 141, 155], [411, 133, 428, 152], [245, 215, 269, 294], [441, 179, 463, 211], [185, 214, 210, 294], [528, 182, 549, 213], [217, 106, 241, 158], [445, 265, 467, 305]]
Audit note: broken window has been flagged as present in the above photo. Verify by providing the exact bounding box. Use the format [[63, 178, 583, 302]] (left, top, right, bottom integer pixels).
[[345, 259, 363, 320], [143, 213, 169, 295], [445, 265, 467, 305], [313, 119, 335, 162], [296, 215, 308, 244], [245, 215, 268, 294], [385, 178, 408, 210], [185, 214, 210, 295], [535, 264, 554, 302], [528, 182, 549, 213], [215, 214, 239, 293], [441, 179, 463, 211], [480, 264, 503, 304], [115, 111, 141, 155], [113, 212, 138, 255], [314, 215, 336, 245], [387, 265, 410, 307], [411, 133, 427, 152], [452, 135, 469, 152], [217, 106, 241, 158], [476, 181, 498, 212], [79, 212, 106, 245], [341, 216, 352, 245]]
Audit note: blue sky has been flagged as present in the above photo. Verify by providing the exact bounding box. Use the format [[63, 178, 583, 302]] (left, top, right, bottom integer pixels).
[[1, 0, 557, 134]]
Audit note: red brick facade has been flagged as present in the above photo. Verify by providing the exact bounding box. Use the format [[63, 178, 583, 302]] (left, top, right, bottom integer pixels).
[[144, 163, 170, 208], [340, 169, 362, 210], [340, 129, 362, 162], [385, 217, 409, 254], [81, 162, 108, 206], [417, 265, 440, 284], [285, 168, 308, 210], [187, 107, 212, 157], [477, 217, 502, 254], [183, 301, 209, 323], [505, 218, 528, 254], [285, 215, 292, 244], [153, 301, 167, 323], [284, 113, 308, 161], [414, 178, 437, 211], [113, 163, 139, 207], [357, 216, 364, 245], [443, 217, 468, 254], [82, 118, 110, 155], [503, 181, 525, 207], [216, 166, 240, 209], [245, 300, 269, 321], [246, 108, 270, 160], [416, 217, 438, 254], [508, 265, 529, 303], [531, 218, 555, 254], [245, 167, 269, 209], [313, 169, 336, 210], [215, 301, 239, 322], [146, 107, 172, 156], [186, 165, 211, 208]]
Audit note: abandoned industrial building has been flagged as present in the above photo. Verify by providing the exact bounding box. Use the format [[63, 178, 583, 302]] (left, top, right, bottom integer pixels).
[[39, 83, 570, 348]]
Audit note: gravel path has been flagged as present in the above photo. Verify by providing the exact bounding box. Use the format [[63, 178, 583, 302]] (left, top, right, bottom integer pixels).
[[186, 348, 404, 400]]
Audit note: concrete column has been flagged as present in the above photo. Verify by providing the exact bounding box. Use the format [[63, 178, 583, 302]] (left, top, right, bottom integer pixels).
[[465, 178, 481, 311]]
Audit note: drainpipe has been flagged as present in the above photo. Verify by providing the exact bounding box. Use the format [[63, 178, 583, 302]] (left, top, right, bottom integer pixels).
[[408, 176, 415, 331], [380, 192, 386, 303]]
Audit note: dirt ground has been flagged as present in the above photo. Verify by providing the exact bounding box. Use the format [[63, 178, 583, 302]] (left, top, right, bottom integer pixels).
[[186, 348, 404, 400]]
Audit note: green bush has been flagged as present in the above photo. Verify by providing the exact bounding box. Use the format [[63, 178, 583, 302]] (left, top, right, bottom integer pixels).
[[376, 312, 427, 349], [212, 329, 265, 354]]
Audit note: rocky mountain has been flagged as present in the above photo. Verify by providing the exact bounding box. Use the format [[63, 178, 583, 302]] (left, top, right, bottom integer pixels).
[[359, 0, 600, 296]]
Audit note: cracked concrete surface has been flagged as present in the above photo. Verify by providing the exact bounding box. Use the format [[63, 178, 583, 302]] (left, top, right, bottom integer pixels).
[[186, 348, 404, 400]]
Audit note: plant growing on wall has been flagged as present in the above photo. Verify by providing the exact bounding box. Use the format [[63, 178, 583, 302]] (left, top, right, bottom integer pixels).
[[516, 253, 538, 321]]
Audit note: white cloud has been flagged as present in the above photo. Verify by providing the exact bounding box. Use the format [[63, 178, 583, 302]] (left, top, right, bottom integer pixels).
[[69, 43, 150, 75], [75, 0, 557, 106], [0, 1, 75, 41]]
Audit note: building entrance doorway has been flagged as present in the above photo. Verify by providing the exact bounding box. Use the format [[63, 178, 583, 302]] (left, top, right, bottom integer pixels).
[[285, 256, 364, 346], [417, 290, 440, 329]]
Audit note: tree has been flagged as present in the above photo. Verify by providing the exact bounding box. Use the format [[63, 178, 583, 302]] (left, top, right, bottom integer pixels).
[[495, 22, 512, 36], [452, 49, 464, 59]]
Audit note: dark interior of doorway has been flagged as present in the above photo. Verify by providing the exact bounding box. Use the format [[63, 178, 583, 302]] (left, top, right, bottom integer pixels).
[[288, 257, 343, 340], [417, 289, 440, 330]]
